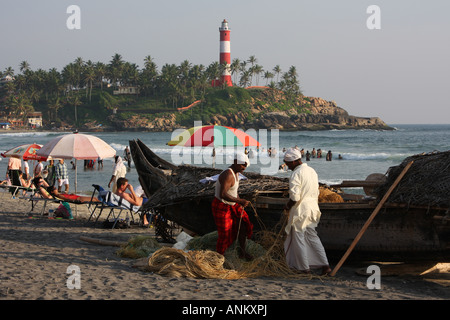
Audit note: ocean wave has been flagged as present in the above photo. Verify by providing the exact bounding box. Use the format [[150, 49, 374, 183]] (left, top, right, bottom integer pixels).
[[339, 152, 407, 161], [0, 131, 59, 138]]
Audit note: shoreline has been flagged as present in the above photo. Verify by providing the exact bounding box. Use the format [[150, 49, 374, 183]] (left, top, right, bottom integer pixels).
[[0, 193, 449, 301]]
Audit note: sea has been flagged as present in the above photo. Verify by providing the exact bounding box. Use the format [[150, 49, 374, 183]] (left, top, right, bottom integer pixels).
[[1, 124, 449, 195]]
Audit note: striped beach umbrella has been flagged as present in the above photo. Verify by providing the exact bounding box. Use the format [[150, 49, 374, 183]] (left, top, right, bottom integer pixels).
[[36, 132, 116, 192], [167, 125, 261, 147]]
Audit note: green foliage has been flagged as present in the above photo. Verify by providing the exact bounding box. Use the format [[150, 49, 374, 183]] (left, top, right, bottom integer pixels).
[[1, 54, 303, 128]]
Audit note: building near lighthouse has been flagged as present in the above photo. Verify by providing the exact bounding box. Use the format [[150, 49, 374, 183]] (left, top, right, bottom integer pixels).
[[213, 19, 233, 87]]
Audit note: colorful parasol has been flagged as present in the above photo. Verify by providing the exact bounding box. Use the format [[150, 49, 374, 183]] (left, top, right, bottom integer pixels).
[[167, 125, 261, 147], [36, 132, 116, 192], [1, 143, 47, 161]]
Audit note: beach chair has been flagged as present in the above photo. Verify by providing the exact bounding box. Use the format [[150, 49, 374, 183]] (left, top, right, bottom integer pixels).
[[86, 184, 144, 228], [20, 192, 61, 216], [0, 184, 36, 199]]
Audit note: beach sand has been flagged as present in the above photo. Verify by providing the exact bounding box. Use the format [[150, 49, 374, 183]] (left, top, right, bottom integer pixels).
[[0, 191, 449, 303]]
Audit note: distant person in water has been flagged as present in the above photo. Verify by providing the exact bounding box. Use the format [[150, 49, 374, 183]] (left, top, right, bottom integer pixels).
[[326, 150, 332, 161]]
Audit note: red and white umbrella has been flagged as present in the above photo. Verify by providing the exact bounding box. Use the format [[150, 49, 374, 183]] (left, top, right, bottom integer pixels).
[[36, 133, 116, 192], [1, 143, 47, 161], [36, 133, 116, 160]]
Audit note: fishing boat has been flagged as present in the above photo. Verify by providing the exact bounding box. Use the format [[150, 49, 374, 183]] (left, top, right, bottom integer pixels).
[[130, 139, 450, 259]]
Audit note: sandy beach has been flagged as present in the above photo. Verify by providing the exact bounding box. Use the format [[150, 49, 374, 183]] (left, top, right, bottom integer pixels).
[[1, 191, 449, 305]]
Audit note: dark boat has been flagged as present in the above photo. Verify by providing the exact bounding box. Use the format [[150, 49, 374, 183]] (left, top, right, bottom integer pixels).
[[130, 139, 450, 259]]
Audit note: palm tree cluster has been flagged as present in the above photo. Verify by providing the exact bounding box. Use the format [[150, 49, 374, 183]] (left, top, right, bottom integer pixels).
[[0, 54, 301, 126]]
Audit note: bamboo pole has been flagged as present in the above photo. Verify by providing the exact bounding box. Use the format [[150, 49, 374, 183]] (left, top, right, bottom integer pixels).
[[330, 161, 414, 277], [79, 236, 126, 247]]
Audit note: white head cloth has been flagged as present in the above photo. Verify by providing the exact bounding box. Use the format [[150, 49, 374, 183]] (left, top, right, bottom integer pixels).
[[284, 148, 302, 162], [234, 153, 250, 168]]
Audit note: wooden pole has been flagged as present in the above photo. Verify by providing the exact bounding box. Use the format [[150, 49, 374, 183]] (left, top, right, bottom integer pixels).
[[330, 161, 414, 277]]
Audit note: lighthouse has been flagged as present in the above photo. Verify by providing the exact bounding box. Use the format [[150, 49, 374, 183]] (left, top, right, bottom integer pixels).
[[219, 19, 232, 87]]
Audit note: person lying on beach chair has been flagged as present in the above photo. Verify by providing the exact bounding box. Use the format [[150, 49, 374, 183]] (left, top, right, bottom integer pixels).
[[48, 186, 99, 204], [115, 177, 150, 226], [33, 176, 100, 204]]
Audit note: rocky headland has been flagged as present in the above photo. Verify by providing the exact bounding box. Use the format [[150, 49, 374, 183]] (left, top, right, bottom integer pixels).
[[112, 89, 393, 132]]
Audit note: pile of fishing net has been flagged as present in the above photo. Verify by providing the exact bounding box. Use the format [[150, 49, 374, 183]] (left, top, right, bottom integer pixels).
[[116, 235, 163, 259], [129, 229, 326, 280], [318, 186, 344, 203]]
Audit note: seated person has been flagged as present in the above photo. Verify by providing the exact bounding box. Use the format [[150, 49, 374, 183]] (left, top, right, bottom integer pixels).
[[115, 177, 150, 225], [33, 177, 53, 199], [19, 170, 33, 186], [18, 170, 34, 195], [48, 186, 99, 204]]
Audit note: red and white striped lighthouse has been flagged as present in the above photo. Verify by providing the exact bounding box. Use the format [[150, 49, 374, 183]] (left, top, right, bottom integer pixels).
[[219, 19, 232, 87]]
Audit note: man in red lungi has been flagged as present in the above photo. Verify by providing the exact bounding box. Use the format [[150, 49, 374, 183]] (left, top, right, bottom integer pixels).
[[212, 153, 253, 260]]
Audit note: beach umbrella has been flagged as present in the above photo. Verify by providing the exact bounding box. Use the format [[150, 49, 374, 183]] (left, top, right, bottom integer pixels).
[[36, 133, 116, 192], [1, 143, 47, 161], [167, 125, 261, 147]]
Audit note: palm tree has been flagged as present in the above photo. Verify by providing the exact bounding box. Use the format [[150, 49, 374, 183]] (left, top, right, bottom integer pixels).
[[68, 95, 82, 124], [247, 56, 258, 85], [206, 62, 220, 84], [141, 55, 158, 96], [9, 92, 34, 124], [74, 57, 85, 89], [253, 64, 264, 86], [108, 53, 124, 88], [47, 97, 62, 121], [84, 64, 96, 102], [62, 63, 78, 94], [263, 71, 274, 85], [4, 66, 14, 77], [95, 62, 107, 90], [273, 65, 281, 83], [230, 58, 241, 85], [19, 61, 30, 74]]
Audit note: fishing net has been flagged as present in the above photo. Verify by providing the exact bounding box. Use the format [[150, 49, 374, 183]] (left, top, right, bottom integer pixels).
[[375, 150, 450, 208], [117, 236, 162, 259], [131, 213, 328, 280], [318, 186, 344, 203]]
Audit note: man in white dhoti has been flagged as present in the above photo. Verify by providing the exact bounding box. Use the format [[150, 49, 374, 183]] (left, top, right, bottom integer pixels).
[[283, 148, 331, 275]]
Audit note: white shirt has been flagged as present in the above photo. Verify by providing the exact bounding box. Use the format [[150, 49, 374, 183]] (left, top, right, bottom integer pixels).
[[214, 168, 239, 206], [285, 163, 322, 234]]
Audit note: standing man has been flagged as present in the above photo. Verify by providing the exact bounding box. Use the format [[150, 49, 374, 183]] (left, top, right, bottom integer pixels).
[[108, 156, 127, 193], [7, 155, 21, 187], [34, 160, 44, 178], [23, 159, 30, 177], [44, 159, 56, 187], [283, 148, 331, 275], [211, 153, 253, 260], [124, 146, 132, 168], [55, 159, 69, 193]]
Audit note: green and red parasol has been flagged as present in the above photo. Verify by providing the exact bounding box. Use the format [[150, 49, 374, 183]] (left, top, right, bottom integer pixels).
[[167, 125, 260, 147]]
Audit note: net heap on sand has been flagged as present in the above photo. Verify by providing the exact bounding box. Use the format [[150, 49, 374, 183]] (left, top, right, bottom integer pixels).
[[121, 231, 329, 281]]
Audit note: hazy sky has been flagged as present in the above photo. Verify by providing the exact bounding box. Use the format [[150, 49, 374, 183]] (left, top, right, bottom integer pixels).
[[1, 0, 449, 124]]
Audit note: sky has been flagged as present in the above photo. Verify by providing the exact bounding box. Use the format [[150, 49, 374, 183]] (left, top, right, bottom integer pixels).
[[1, 0, 449, 124]]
